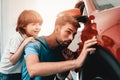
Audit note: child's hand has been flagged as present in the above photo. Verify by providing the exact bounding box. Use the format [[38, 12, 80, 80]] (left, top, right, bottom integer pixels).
[[23, 37, 35, 45]]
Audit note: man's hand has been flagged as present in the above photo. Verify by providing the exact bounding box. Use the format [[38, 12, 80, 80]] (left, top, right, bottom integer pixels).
[[76, 36, 97, 68]]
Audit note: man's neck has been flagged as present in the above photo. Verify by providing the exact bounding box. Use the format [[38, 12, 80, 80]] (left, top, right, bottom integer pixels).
[[45, 34, 59, 50]]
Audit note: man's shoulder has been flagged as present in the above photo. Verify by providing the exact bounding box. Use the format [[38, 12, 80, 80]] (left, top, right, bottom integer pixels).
[[26, 36, 46, 47], [35, 36, 45, 42], [35, 36, 49, 50]]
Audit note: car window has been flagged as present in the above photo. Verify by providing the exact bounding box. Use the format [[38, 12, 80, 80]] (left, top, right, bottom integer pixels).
[[93, 0, 120, 10]]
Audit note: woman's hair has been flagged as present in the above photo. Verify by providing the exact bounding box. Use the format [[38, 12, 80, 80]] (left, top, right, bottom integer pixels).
[[55, 14, 80, 29], [16, 10, 43, 34]]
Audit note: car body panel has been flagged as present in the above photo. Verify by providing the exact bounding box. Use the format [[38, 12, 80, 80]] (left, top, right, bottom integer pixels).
[[82, 0, 120, 62]]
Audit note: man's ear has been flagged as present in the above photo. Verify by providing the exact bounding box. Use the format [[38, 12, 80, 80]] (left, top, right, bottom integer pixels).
[[54, 25, 60, 33]]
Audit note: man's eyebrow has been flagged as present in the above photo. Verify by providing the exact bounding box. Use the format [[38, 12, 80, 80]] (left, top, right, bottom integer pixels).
[[67, 28, 73, 32], [67, 28, 77, 35]]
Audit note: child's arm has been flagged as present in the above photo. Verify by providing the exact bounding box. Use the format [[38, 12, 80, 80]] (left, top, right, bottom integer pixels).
[[9, 37, 34, 65]]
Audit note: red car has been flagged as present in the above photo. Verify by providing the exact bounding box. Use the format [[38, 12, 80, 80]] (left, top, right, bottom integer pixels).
[[75, 0, 120, 80]]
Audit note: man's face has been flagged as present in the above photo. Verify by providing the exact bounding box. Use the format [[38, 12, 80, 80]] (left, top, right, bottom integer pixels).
[[56, 23, 78, 48]]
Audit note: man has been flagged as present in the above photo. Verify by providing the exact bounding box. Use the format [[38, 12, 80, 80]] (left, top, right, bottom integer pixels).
[[22, 14, 97, 80]]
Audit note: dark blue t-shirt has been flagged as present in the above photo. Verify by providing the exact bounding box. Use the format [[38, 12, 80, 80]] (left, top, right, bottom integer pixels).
[[22, 36, 64, 80]]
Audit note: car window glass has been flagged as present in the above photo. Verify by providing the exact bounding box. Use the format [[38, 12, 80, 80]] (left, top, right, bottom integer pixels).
[[93, 0, 120, 10]]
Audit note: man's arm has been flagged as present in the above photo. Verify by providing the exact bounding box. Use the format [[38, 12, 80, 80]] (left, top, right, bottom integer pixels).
[[26, 54, 77, 77], [26, 36, 97, 78]]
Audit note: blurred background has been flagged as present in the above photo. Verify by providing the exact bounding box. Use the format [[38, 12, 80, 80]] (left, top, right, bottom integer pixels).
[[0, 0, 82, 59]]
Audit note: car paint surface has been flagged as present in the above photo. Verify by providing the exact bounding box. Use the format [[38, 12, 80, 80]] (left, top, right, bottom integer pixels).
[[83, 0, 120, 62]]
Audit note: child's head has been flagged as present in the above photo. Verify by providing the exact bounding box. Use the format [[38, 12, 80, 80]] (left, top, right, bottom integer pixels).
[[16, 10, 43, 36]]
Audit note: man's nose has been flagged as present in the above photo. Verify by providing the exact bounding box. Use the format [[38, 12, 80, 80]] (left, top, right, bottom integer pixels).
[[69, 34, 74, 41]]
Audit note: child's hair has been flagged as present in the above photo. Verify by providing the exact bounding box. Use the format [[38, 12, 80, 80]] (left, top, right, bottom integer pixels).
[[16, 10, 43, 34]]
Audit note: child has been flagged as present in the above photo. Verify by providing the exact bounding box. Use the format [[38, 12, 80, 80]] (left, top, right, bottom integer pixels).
[[0, 10, 43, 80]]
